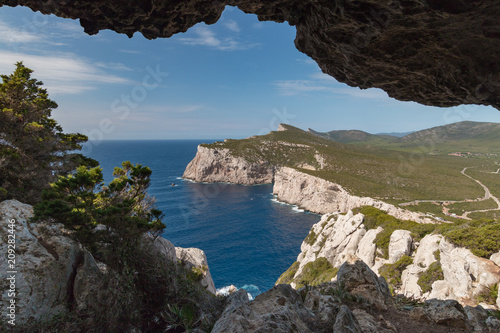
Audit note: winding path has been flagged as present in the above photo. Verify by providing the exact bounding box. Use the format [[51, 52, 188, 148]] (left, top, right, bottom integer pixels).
[[400, 166, 500, 220]]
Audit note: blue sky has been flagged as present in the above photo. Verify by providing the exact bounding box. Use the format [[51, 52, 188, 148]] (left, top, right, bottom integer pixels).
[[1, 5, 499, 140]]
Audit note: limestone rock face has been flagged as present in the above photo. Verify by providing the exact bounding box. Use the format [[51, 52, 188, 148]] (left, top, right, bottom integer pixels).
[[401, 234, 443, 298], [0, 200, 82, 322], [5, 0, 500, 111], [0, 199, 218, 326], [175, 247, 217, 294], [388, 230, 413, 263], [431, 239, 500, 302], [294, 212, 366, 278], [356, 227, 383, 268], [285, 209, 500, 310], [273, 167, 435, 223], [183, 145, 274, 185]]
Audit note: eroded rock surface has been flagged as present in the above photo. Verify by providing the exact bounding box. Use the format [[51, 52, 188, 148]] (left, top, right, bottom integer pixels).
[[0, 199, 217, 324], [281, 210, 500, 310], [183, 145, 275, 185], [3, 0, 500, 110], [175, 246, 217, 294]]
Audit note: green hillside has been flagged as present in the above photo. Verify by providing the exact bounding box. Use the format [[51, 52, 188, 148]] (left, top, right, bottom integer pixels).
[[203, 124, 495, 202], [310, 121, 500, 155]]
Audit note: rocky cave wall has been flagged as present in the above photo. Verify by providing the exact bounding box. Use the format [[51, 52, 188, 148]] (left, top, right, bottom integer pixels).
[[2, 0, 499, 111]]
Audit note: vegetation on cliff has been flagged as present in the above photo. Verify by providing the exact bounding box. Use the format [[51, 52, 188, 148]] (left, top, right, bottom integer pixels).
[[0, 62, 95, 204], [0, 65, 223, 332], [355, 206, 500, 259], [202, 124, 497, 204]]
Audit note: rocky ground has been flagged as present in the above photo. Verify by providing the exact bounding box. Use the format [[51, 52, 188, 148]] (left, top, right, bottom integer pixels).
[[282, 211, 500, 309]]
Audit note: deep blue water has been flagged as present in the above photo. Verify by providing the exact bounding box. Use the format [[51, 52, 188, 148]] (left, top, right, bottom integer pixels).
[[85, 140, 319, 298]]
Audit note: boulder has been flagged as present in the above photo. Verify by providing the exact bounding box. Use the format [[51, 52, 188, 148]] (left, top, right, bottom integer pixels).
[[356, 227, 383, 268], [409, 299, 467, 328], [336, 258, 389, 310], [175, 247, 217, 294], [388, 230, 412, 264], [490, 252, 500, 267], [400, 234, 443, 298], [333, 305, 362, 333], [212, 284, 314, 333]]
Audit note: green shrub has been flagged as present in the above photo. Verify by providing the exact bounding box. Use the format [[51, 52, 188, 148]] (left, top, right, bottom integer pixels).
[[443, 220, 500, 258], [276, 261, 300, 285], [354, 206, 500, 259], [379, 255, 413, 289], [477, 284, 499, 305], [417, 261, 444, 293], [295, 257, 338, 289], [354, 206, 434, 258], [304, 230, 318, 245]]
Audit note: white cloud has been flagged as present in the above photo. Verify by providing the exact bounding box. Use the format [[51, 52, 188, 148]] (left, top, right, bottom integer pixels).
[[224, 20, 240, 32], [0, 51, 131, 95], [178, 25, 258, 51], [95, 61, 132, 71], [0, 21, 41, 44], [273, 79, 388, 99], [274, 80, 330, 96]]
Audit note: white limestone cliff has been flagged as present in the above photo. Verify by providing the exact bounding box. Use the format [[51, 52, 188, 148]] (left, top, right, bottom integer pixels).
[[273, 167, 435, 223], [183, 145, 275, 185]]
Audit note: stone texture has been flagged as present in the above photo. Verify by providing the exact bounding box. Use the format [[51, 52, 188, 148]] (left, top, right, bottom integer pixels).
[[211, 284, 314, 333], [356, 227, 383, 268], [490, 251, 500, 267], [175, 247, 217, 294], [183, 145, 274, 185], [388, 230, 413, 263], [336, 258, 390, 310], [333, 305, 362, 333], [0, 200, 82, 322], [414, 299, 467, 328], [4, 1, 500, 110], [436, 239, 500, 301]]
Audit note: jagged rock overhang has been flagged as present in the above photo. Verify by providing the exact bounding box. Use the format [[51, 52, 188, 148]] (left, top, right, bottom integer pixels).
[[3, 0, 500, 110]]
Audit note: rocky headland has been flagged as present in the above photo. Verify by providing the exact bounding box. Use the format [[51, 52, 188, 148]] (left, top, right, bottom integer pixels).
[[182, 145, 275, 185], [184, 144, 435, 223]]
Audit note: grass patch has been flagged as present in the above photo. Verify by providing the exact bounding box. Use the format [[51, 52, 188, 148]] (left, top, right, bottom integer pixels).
[[448, 199, 498, 215], [477, 284, 499, 305], [468, 210, 500, 220], [379, 255, 413, 290], [353, 206, 435, 258], [276, 261, 300, 285], [417, 260, 444, 293], [294, 257, 338, 289], [304, 230, 318, 246]]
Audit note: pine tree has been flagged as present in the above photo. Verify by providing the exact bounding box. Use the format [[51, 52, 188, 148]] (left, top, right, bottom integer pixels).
[[0, 62, 95, 203]]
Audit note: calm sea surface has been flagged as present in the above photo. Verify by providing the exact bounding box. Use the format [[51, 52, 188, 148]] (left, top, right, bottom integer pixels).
[[86, 140, 319, 298]]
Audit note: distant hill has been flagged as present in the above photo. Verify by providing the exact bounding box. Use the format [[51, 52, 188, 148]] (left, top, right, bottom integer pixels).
[[397, 121, 500, 144], [307, 128, 394, 145], [309, 121, 500, 154], [375, 131, 414, 138]]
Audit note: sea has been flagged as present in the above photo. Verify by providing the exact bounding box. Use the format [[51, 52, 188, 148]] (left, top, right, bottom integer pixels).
[[85, 140, 320, 299]]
